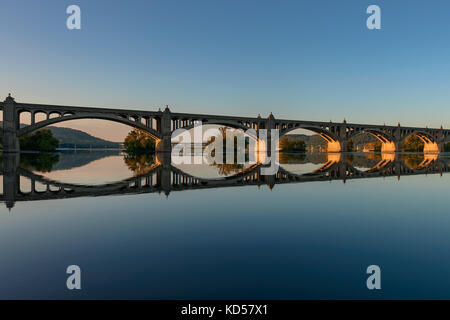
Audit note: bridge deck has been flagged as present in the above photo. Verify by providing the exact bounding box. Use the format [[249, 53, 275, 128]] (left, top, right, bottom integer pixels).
[[0, 101, 445, 133]]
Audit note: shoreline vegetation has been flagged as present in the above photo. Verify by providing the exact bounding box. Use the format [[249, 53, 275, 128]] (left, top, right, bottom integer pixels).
[[123, 129, 155, 155], [2, 127, 447, 175], [0, 126, 449, 153], [19, 129, 59, 152], [445, 142, 450, 152], [0, 128, 60, 152], [279, 136, 307, 152], [0, 126, 122, 152]]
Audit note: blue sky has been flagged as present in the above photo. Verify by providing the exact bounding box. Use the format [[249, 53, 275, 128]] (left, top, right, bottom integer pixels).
[[1, 0, 450, 139]]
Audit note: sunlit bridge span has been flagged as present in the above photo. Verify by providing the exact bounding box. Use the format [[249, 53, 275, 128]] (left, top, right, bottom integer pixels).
[[1, 95, 449, 154], [1, 153, 449, 210]]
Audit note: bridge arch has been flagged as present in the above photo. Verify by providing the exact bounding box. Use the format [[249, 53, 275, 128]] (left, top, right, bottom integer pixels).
[[17, 163, 163, 194], [17, 113, 162, 141], [279, 153, 341, 177], [348, 128, 394, 144], [171, 121, 262, 163], [49, 111, 62, 119], [280, 126, 342, 152], [18, 109, 32, 126], [399, 130, 437, 144], [174, 120, 259, 140], [33, 111, 49, 123], [170, 163, 261, 185], [347, 128, 396, 152], [399, 131, 441, 153]]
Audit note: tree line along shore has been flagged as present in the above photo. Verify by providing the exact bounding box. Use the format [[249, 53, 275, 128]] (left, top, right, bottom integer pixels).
[[0, 127, 449, 153]]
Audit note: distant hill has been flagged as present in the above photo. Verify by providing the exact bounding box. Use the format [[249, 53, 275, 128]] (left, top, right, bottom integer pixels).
[[0, 122, 122, 149], [285, 134, 327, 146], [47, 126, 121, 149]]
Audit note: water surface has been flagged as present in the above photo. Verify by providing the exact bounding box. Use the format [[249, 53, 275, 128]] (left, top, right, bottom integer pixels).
[[0, 151, 449, 299]]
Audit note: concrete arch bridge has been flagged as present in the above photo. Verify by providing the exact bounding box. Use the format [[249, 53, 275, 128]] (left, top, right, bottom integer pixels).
[[1, 95, 449, 154]]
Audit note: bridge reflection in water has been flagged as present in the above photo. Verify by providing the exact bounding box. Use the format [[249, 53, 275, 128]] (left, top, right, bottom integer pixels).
[[0, 152, 449, 210]]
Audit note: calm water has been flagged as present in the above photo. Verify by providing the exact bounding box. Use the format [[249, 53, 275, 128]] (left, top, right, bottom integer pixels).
[[0, 151, 449, 299]]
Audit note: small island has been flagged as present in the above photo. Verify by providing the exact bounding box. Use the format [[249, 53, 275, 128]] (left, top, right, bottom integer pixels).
[[279, 136, 306, 152], [123, 129, 155, 154]]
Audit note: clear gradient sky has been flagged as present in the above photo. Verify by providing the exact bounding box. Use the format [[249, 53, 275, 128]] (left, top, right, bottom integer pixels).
[[1, 0, 450, 141]]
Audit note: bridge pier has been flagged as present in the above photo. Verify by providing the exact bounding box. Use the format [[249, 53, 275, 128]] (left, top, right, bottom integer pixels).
[[155, 106, 172, 154], [264, 170, 276, 190], [265, 112, 276, 156], [2, 95, 20, 153], [155, 136, 172, 153]]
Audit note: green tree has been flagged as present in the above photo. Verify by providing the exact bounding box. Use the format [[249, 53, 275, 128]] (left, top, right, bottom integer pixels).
[[205, 127, 249, 150], [205, 127, 251, 162], [124, 129, 155, 154], [402, 135, 424, 152], [445, 142, 450, 152], [19, 129, 59, 151], [279, 136, 306, 152]]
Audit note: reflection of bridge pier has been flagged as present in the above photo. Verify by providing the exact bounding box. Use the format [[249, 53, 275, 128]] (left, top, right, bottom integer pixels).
[[158, 166, 172, 197], [3, 153, 20, 210], [263, 167, 276, 190], [156, 151, 172, 196]]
